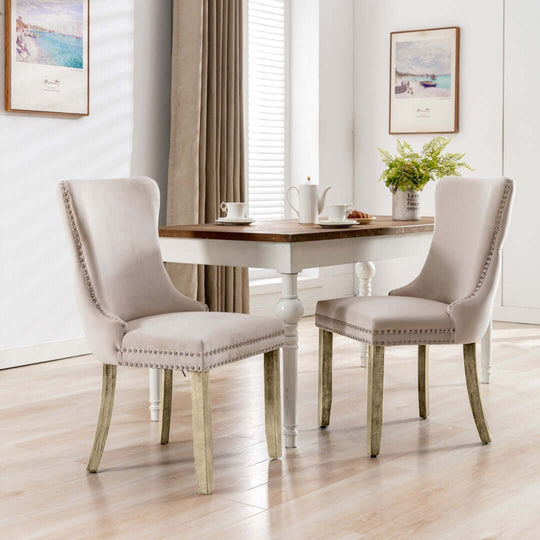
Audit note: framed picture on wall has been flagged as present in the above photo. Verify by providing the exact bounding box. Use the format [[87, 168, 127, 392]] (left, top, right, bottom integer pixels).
[[389, 27, 459, 134], [5, 0, 89, 116]]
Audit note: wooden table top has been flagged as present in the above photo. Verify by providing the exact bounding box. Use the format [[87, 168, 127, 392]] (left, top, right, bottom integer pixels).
[[159, 217, 434, 243]]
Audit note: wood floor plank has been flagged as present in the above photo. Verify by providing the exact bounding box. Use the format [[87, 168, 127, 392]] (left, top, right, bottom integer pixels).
[[1, 319, 540, 538]]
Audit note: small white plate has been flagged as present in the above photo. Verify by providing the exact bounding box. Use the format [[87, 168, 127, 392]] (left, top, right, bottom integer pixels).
[[352, 216, 376, 225], [216, 217, 255, 226], [317, 219, 358, 228]]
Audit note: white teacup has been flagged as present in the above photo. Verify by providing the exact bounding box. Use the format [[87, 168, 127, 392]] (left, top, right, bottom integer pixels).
[[220, 202, 247, 220], [327, 204, 352, 222]]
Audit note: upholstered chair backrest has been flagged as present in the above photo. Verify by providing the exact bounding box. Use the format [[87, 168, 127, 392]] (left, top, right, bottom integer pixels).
[[391, 176, 515, 343], [58, 177, 204, 363]]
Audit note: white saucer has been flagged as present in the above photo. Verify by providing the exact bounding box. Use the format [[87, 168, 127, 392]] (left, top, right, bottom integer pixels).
[[317, 219, 358, 228], [216, 217, 255, 226]]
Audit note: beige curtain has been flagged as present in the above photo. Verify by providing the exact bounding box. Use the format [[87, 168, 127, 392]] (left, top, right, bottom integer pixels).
[[167, 0, 249, 314]]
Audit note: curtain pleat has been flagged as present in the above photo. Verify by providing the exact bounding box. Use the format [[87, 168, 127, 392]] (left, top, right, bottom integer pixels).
[[168, 0, 249, 314]]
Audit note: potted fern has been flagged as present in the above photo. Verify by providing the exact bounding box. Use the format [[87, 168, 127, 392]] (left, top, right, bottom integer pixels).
[[378, 137, 472, 220]]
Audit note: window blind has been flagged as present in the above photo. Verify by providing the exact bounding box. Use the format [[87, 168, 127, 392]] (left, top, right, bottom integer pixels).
[[247, 0, 286, 221]]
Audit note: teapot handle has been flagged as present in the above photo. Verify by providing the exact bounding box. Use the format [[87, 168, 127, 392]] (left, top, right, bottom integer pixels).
[[286, 186, 300, 217]]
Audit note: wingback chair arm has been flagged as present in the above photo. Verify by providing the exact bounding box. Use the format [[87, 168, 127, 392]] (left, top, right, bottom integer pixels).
[[71, 268, 127, 365], [447, 251, 502, 344], [73, 268, 207, 363]]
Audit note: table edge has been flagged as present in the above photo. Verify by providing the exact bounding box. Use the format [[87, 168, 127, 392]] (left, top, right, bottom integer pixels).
[[159, 220, 434, 243]]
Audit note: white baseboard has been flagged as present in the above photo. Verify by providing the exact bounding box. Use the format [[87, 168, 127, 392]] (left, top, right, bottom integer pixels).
[[0, 338, 90, 370], [493, 305, 540, 325]]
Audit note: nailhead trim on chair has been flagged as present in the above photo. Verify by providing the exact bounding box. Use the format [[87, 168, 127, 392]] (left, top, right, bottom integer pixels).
[[118, 330, 284, 359], [448, 179, 513, 314], [117, 341, 284, 372], [60, 181, 128, 331], [315, 314, 455, 346], [315, 314, 453, 336]]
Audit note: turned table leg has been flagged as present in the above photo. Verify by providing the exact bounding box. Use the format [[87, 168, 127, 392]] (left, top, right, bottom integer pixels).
[[149, 368, 161, 422], [277, 273, 304, 448], [356, 262, 376, 368], [480, 319, 493, 384]]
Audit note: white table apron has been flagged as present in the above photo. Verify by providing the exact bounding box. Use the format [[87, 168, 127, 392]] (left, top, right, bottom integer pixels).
[[153, 231, 493, 447]]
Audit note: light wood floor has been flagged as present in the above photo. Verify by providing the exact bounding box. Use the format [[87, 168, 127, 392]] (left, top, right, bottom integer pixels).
[[1, 318, 540, 539]]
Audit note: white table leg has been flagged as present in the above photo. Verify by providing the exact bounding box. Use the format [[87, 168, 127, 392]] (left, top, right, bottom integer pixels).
[[480, 319, 492, 384], [355, 262, 376, 367], [277, 273, 304, 448], [149, 368, 161, 421]]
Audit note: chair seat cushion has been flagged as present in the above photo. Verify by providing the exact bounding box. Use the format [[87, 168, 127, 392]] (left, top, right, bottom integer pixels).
[[119, 312, 284, 371], [316, 296, 454, 346]]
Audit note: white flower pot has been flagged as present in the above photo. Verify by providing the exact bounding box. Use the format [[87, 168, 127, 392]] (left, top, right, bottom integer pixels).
[[392, 188, 421, 221]]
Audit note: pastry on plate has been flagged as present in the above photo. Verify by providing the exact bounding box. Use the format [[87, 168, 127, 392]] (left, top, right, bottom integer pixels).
[[347, 210, 372, 219]]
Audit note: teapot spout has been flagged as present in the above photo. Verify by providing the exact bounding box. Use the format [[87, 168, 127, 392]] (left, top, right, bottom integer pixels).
[[317, 186, 331, 214]]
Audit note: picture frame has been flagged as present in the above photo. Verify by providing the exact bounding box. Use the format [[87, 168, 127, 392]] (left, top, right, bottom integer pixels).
[[389, 27, 459, 134], [5, 0, 89, 116]]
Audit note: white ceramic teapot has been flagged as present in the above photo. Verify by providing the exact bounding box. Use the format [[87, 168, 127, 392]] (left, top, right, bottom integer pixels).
[[287, 177, 331, 224]]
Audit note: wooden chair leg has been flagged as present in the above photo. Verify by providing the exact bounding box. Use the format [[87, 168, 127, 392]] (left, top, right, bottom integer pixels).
[[190, 371, 214, 495], [418, 345, 430, 419], [159, 369, 173, 444], [463, 343, 491, 444], [366, 345, 385, 457], [264, 349, 282, 459], [87, 364, 117, 473], [318, 329, 333, 428]]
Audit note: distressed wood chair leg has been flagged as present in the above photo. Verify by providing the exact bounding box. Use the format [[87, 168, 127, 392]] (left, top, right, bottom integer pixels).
[[463, 343, 491, 444], [418, 345, 430, 419], [190, 371, 214, 495], [318, 329, 333, 428], [159, 369, 173, 444], [87, 364, 117, 473], [366, 345, 385, 457], [264, 349, 282, 459]]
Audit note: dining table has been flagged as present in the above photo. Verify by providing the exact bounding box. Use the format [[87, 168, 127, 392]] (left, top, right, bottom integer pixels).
[[153, 217, 493, 448]]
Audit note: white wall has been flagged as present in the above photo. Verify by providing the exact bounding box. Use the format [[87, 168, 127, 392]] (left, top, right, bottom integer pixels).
[[497, 0, 540, 323], [131, 1, 172, 226], [319, 0, 354, 208], [289, 0, 319, 191], [289, 0, 354, 209], [353, 0, 504, 295], [0, 0, 172, 366]]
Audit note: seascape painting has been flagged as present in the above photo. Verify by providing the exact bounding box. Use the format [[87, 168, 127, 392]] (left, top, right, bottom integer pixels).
[[15, 0, 84, 69], [394, 39, 452, 99], [6, 0, 89, 115], [389, 27, 459, 134]]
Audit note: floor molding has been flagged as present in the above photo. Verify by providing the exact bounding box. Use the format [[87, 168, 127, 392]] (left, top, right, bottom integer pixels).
[[0, 338, 90, 370]]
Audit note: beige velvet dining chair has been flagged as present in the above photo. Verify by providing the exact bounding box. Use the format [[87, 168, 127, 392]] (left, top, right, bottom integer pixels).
[[58, 177, 284, 494], [315, 176, 515, 457]]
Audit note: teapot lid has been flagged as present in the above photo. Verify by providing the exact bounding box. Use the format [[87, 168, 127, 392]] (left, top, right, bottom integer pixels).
[[299, 175, 318, 187]]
